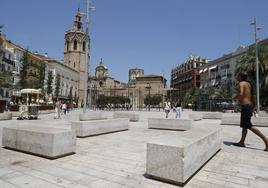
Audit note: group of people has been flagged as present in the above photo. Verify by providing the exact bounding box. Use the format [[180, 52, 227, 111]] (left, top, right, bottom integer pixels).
[[164, 99, 182, 119], [54, 98, 72, 119]]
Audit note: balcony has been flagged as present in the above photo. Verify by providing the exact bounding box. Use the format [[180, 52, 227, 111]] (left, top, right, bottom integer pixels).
[[2, 57, 15, 66]]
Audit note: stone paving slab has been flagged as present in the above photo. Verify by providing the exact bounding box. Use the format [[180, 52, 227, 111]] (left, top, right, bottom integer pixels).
[[0, 109, 268, 188]]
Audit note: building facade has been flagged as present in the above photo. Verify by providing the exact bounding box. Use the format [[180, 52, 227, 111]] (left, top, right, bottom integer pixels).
[[171, 55, 208, 101], [40, 56, 79, 100], [199, 47, 246, 89], [88, 60, 167, 109], [0, 34, 46, 99], [133, 75, 166, 109], [199, 38, 268, 90]]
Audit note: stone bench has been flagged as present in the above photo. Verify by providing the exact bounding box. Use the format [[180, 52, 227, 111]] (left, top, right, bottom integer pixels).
[[146, 127, 222, 185], [0, 112, 12, 120], [221, 116, 268, 127], [113, 112, 139, 122], [79, 112, 108, 121], [188, 113, 203, 121], [259, 113, 268, 117], [39, 110, 55, 114], [71, 118, 129, 137], [148, 118, 191, 131], [202, 112, 222, 119], [2, 126, 76, 159], [10, 111, 20, 117]]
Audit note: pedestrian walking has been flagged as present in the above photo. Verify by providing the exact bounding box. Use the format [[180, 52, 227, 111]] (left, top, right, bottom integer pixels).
[[164, 100, 171, 118], [62, 102, 67, 115], [5, 100, 11, 112], [54, 98, 61, 119], [175, 99, 182, 118], [233, 72, 268, 151]]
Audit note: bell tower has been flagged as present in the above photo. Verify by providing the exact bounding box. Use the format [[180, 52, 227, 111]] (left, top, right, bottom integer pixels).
[[64, 8, 87, 106]]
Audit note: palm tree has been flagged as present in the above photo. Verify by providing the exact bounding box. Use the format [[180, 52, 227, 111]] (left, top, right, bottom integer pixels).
[[183, 88, 198, 107], [202, 87, 215, 99], [235, 45, 268, 104]]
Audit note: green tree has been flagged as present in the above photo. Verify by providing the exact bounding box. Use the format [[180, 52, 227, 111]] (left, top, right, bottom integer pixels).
[[68, 86, 73, 98], [55, 74, 61, 97], [37, 63, 46, 92], [0, 71, 13, 88], [47, 71, 53, 96], [0, 71, 13, 98], [74, 91, 78, 106], [201, 87, 214, 99], [235, 45, 268, 103], [144, 95, 162, 106], [18, 50, 29, 89], [183, 88, 198, 107]]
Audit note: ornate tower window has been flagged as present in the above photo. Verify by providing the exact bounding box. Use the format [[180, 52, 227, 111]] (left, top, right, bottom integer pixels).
[[83, 42, 86, 51], [66, 41, 69, 51], [74, 40, 77, 50]]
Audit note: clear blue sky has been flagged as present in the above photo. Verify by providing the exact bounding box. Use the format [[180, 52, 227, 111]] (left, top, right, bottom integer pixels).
[[1, 0, 268, 84]]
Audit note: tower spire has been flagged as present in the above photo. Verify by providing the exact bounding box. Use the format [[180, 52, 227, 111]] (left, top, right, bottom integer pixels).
[[73, 9, 83, 31]]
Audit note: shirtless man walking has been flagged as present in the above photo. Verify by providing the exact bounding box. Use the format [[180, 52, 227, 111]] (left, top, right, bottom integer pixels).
[[234, 72, 268, 151]]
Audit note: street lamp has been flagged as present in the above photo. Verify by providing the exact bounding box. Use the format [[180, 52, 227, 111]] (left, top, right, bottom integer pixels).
[[82, 0, 95, 113], [250, 18, 262, 113]]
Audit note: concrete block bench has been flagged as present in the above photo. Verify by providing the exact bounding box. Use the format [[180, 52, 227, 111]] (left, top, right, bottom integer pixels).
[[113, 112, 139, 122], [79, 112, 108, 121], [221, 116, 268, 127], [2, 126, 76, 159], [10, 111, 20, 117], [39, 110, 55, 114], [148, 118, 191, 131], [188, 113, 203, 121], [0, 112, 12, 120], [202, 112, 222, 119], [259, 113, 268, 117], [71, 118, 129, 137], [146, 127, 222, 185]]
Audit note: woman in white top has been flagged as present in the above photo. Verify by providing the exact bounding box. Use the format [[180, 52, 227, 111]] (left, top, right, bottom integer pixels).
[[164, 100, 171, 118], [62, 102, 67, 115]]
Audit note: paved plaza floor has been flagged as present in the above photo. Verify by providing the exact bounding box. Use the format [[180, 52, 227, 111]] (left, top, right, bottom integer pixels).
[[0, 109, 268, 188]]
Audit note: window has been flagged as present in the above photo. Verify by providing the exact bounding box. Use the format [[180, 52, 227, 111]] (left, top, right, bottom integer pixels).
[[74, 62, 76, 68], [83, 42, 86, 51], [73, 40, 77, 50], [66, 41, 69, 51]]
